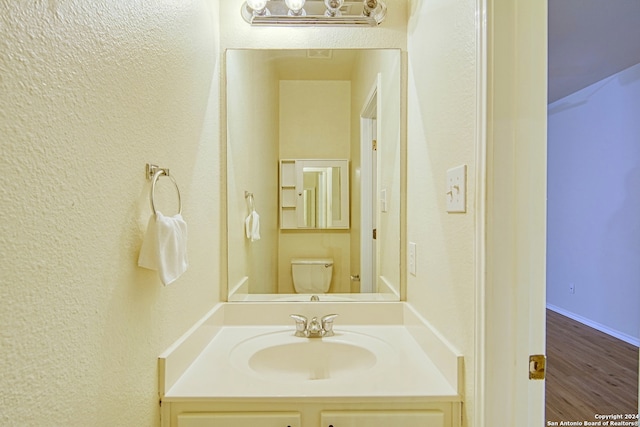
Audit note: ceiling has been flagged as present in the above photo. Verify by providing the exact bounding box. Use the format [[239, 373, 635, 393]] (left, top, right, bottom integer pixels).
[[548, 0, 640, 103]]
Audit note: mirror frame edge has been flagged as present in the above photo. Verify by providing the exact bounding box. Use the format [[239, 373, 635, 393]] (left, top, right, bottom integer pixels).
[[399, 49, 408, 302], [220, 48, 229, 303]]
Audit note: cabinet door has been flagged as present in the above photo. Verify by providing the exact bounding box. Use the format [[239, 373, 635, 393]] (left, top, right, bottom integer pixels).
[[320, 410, 444, 427], [177, 412, 301, 427]]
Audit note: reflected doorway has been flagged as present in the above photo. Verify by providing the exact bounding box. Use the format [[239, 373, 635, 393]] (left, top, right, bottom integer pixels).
[[359, 79, 379, 293]]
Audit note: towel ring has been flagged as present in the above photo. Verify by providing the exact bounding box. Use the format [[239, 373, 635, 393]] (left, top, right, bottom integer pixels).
[[150, 169, 182, 216], [245, 191, 255, 212]]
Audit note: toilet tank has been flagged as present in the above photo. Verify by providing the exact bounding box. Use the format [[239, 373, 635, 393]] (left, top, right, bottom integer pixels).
[[291, 258, 333, 293]]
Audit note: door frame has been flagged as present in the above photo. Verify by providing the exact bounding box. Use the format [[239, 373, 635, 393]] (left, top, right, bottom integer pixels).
[[360, 76, 381, 293], [476, 0, 548, 425]]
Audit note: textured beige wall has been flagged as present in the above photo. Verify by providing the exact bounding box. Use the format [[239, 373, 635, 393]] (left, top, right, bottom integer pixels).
[[0, 0, 485, 424], [406, 0, 478, 425], [0, 1, 220, 426]]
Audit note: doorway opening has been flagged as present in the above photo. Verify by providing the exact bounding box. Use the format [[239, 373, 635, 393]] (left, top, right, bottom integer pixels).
[[545, 18, 640, 419], [359, 78, 379, 293]]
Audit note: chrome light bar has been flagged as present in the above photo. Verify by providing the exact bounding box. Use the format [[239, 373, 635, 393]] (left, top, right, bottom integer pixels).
[[241, 0, 388, 27]]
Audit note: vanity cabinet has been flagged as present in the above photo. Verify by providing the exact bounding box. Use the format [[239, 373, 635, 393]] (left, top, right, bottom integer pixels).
[[320, 410, 447, 427], [177, 412, 300, 427], [164, 402, 460, 427]]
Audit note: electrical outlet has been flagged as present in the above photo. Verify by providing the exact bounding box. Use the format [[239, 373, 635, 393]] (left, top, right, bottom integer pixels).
[[569, 283, 575, 294], [408, 242, 417, 276]]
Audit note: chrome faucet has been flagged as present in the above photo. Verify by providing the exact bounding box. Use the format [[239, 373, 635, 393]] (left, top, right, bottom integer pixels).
[[290, 314, 338, 338]]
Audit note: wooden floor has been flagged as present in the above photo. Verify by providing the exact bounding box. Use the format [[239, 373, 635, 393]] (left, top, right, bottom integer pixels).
[[545, 309, 639, 422]]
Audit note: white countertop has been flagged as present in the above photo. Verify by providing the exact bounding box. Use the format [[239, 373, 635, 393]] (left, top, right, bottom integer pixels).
[[163, 324, 459, 402]]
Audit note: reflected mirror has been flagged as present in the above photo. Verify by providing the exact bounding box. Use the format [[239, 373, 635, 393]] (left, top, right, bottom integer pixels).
[[301, 163, 345, 229], [226, 48, 402, 302], [280, 159, 349, 229]]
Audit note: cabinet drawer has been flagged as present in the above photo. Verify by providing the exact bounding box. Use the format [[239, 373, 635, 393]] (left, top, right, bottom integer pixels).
[[320, 410, 445, 427], [178, 412, 301, 427]]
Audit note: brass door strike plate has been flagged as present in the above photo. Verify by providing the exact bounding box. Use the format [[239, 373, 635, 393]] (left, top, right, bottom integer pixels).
[[529, 354, 546, 380]]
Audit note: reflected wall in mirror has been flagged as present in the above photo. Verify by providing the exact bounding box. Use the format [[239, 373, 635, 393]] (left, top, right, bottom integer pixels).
[[226, 48, 402, 302]]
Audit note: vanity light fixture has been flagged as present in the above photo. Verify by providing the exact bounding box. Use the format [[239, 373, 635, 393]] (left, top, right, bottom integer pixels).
[[240, 0, 387, 26]]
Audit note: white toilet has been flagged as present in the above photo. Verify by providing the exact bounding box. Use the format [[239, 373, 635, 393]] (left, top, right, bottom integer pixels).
[[291, 258, 333, 294]]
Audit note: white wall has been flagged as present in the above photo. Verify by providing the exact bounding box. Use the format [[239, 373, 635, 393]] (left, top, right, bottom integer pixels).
[[406, 0, 478, 424], [547, 62, 640, 344], [0, 1, 221, 425]]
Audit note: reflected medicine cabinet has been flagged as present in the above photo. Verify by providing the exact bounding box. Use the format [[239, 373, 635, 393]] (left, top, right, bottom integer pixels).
[[280, 159, 349, 229]]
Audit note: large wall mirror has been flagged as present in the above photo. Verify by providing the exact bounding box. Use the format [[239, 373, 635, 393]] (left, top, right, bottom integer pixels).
[[226, 48, 402, 302]]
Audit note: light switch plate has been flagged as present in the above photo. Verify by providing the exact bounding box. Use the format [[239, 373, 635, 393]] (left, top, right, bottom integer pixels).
[[408, 242, 416, 276], [446, 164, 467, 213]]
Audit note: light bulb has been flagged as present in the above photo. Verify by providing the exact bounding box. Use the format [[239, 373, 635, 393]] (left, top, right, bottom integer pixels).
[[246, 0, 268, 15], [324, 0, 344, 16], [363, 0, 378, 16], [285, 0, 306, 16]]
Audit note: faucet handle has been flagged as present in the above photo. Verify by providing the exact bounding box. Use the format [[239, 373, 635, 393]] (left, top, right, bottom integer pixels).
[[308, 317, 322, 334], [290, 314, 308, 337], [321, 314, 339, 337]]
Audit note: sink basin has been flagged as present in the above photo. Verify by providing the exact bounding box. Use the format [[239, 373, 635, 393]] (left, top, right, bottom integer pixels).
[[230, 329, 396, 382]]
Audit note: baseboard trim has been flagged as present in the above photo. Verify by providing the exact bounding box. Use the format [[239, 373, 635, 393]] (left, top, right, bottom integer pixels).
[[547, 303, 639, 347]]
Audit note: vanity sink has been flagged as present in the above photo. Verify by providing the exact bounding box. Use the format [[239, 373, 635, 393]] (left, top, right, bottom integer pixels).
[[249, 341, 375, 380], [159, 303, 464, 427], [230, 329, 396, 382]]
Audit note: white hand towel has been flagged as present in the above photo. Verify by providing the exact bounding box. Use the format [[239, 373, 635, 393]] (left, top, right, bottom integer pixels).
[[138, 211, 189, 286], [244, 210, 261, 242]]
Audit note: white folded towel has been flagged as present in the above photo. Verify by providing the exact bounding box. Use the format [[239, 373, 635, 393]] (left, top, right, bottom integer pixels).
[[138, 211, 189, 286], [245, 209, 261, 242]]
